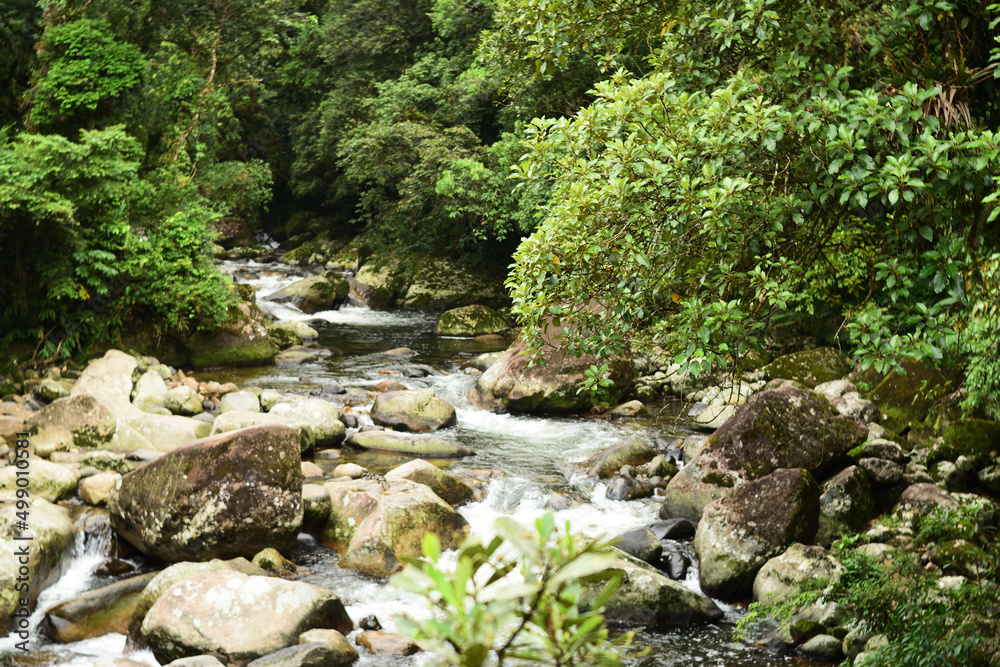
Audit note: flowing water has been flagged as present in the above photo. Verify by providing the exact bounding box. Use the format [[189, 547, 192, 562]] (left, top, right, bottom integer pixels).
[[1, 259, 818, 666]]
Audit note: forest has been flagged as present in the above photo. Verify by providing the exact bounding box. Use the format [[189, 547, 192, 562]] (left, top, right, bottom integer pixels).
[[1, 0, 999, 412]]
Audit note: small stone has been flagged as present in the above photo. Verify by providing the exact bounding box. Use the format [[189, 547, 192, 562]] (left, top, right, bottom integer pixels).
[[355, 631, 420, 656], [301, 461, 324, 478], [615, 528, 663, 564], [79, 472, 120, 506], [359, 615, 382, 631], [298, 629, 359, 666], [332, 463, 366, 478], [800, 634, 843, 661], [165, 386, 203, 416]]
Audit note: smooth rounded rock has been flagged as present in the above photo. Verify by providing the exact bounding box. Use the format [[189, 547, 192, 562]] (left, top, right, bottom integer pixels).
[[220, 390, 261, 414], [370, 389, 456, 433]]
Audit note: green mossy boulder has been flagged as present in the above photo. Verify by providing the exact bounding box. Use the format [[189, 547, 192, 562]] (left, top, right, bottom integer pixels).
[[350, 262, 406, 309], [753, 543, 844, 602], [437, 305, 511, 337], [267, 321, 319, 349], [584, 440, 657, 479], [866, 360, 958, 434], [269, 272, 350, 314], [943, 419, 1000, 468], [186, 298, 278, 368], [384, 459, 476, 506], [763, 347, 851, 388], [370, 389, 457, 432]]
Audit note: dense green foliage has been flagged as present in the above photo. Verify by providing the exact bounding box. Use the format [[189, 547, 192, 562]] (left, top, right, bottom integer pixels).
[[497, 0, 1000, 416], [392, 513, 638, 667], [736, 501, 1000, 666]]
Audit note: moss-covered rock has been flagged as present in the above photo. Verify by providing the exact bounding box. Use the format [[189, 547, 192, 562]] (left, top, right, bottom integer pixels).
[[753, 543, 844, 602], [109, 424, 303, 561], [0, 457, 79, 502], [695, 468, 821, 600], [186, 298, 278, 368], [269, 272, 350, 314], [370, 389, 457, 432], [399, 259, 508, 311], [584, 440, 657, 479], [211, 216, 255, 249], [816, 465, 876, 547], [41, 571, 157, 643], [384, 459, 476, 506], [943, 419, 1000, 468], [437, 305, 511, 337], [867, 360, 958, 434], [662, 387, 866, 519], [763, 347, 851, 388], [345, 430, 473, 458], [321, 478, 469, 576], [350, 262, 406, 309], [266, 321, 319, 349]]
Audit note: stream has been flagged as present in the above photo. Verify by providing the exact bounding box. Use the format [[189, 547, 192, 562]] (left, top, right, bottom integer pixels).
[[1, 259, 818, 667]]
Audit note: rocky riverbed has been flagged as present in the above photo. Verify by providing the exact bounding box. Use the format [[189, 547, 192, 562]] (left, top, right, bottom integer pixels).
[[1, 258, 998, 666]]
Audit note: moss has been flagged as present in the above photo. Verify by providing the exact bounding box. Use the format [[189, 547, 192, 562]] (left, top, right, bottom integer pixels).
[[762, 347, 851, 388], [943, 419, 1000, 468], [702, 472, 735, 487]]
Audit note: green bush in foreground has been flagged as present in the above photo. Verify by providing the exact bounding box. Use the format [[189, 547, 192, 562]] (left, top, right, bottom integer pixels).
[[392, 512, 640, 667]]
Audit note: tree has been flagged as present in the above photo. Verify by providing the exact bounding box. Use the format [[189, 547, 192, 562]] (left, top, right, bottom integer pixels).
[[500, 0, 1000, 415]]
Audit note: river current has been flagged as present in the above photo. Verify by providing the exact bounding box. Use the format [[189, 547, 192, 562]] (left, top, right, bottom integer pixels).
[[0, 259, 818, 666]]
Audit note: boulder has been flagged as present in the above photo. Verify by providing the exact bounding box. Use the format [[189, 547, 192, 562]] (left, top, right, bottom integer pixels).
[[268, 272, 350, 314], [752, 543, 844, 602], [297, 629, 358, 666], [383, 459, 475, 506], [109, 424, 303, 562], [801, 634, 844, 662], [212, 411, 316, 453], [695, 468, 821, 600], [762, 348, 851, 388], [688, 404, 737, 431], [220, 390, 261, 414], [662, 387, 865, 519], [269, 399, 346, 446], [858, 458, 904, 486], [166, 386, 203, 416], [345, 431, 473, 458], [436, 305, 510, 337], [185, 298, 279, 368], [211, 216, 255, 249], [816, 465, 876, 547], [1, 492, 73, 630], [470, 324, 631, 413], [370, 390, 457, 433], [126, 558, 267, 643], [302, 484, 332, 528], [42, 571, 157, 643], [605, 400, 648, 419], [893, 483, 958, 518], [584, 548, 723, 625], [0, 457, 78, 502], [398, 258, 509, 311], [267, 321, 319, 349], [332, 463, 366, 479], [321, 478, 469, 576], [830, 395, 880, 423], [246, 642, 341, 667], [584, 440, 656, 479], [942, 419, 1000, 468], [141, 570, 353, 666], [355, 631, 420, 656], [867, 360, 957, 434], [615, 528, 663, 564], [79, 471, 120, 506], [132, 371, 169, 413], [605, 476, 653, 501]]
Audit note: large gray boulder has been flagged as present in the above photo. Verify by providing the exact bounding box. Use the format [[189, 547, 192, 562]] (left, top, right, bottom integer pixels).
[[1, 492, 73, 630], [269, 398, 346, 446], [321, 478, 469, 576], [109, 424, 303, 562], [268, 272, 350, 314], [470, 322, 631, 414], [370, 389, 456, 432], [662, 387, 865, 519], [753, 543, 844, 602], [345, 430, 473, 458], [695, 468, 821, 600], [141, 570, 353, 666], [584, 548, 723, 625], [815, 465, 876, 547]]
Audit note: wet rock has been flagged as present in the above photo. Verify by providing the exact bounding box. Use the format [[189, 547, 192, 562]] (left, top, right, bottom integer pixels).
[[1, 493, 73, 630], [163, 657, 226, 667], [275, 348, 320, 365], [753, 543, 843, 602], [301, 462, 324, 479], [269, 398, 346, 447], [355, 631, 420, 656], [332, 463, 366, 478], [132, 371, 169, 413], [470, 322, 631, 413], [436, 305, 510, 337], [370, 389, 456, 433], [372, 380, 408, 393], [142, 570, 352, 666], [647, 455, 679, 481], [606, 476, 653, 501], [165, 386, 204, 416], [358, 616, 382, 631], [586, 548, 723, 625], [302, 484, 332, 529], [663, 387, 865, 519], [220, 390, 261, 414], [321, 383, 345, 396], [659, 541, 692, 580], [267, 321, 319, 350], [816, 465, 875, 547], [322, 478, 469, 576], [109, 424, 303, 562], [695, 469, 820, 600], [651, 519, 696, 541], [762, 348, 851, 388], [383, 347, 416, 357], [460, 352, 504, 372], [584, 440, 656, 479], [345, 430, 473, 458], [246, 642, 343, 667], [79, 471, 120, 506], [42, 571, 156, 643], [616, 528, 663, 564], [298, 629, 359, 666], [606, 400, 648, 419], [252, 548, 297, 577], [35, 378, 73, 403], [212, 411, 316, 453], [269, 272, 350, 314], [0, 457, 78, 501], [384, 459, 475, 506]]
